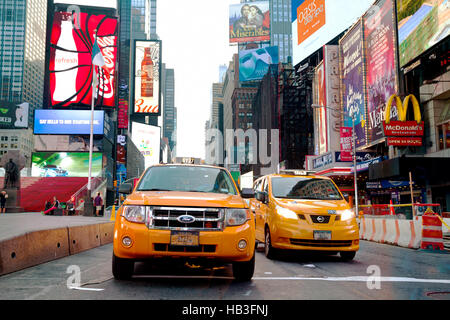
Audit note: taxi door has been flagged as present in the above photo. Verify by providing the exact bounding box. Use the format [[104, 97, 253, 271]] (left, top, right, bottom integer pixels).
[[252, 178, 265, 242]]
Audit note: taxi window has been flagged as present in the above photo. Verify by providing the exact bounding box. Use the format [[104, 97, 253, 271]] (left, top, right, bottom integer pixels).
[[136, 166, 238, 195], [271, 177, 342, 200]]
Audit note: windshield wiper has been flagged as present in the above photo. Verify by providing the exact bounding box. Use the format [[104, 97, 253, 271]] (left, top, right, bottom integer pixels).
[[138, 188, 171, 192]]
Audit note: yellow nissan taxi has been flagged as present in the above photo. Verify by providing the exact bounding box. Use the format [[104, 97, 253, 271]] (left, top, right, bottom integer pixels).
[[251, 170, 359, 260], [113, 164, 256, 281]]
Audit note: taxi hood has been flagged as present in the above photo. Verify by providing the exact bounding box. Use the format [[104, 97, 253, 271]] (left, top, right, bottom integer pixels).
[[275, 198, 350, 214], [124, 191, 247, 208]]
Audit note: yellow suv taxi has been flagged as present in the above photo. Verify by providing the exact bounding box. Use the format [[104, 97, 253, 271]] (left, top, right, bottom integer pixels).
[[251, 170, 359, 260], [113, 164, 256, 281]]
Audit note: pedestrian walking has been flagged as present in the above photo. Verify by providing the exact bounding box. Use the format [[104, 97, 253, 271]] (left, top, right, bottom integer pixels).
[[0, 190, 8, 213], [94, 193, 103, 217]]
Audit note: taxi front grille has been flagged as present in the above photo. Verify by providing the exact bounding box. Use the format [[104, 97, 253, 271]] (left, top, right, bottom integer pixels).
[[148, 207, 224, 231], [290, 239, 353, 247]]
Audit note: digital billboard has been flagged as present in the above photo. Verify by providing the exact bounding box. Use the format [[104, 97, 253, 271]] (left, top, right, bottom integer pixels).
[[291, 0, 373, 66], [313, 61, 327, 155], [339, 20, 367, 148], [0, 101, 29, 129], [53, 0, 118, 9], [34, 109, 104, 135], [134, 40, 161, 114], [239, 46, 279, 82], [229, 1, 270, 43], [397, 0, 449, 67], [34, 135, 102, 152], [32, 152, 102, 177], [131, 122, 161, 169], [118, 98, 129, 129], [48, 10, 118, 108], [364, 0, 399, 144]]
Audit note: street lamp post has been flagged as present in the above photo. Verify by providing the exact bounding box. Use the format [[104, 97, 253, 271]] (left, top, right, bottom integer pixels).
[[311, 104, 359, 213]]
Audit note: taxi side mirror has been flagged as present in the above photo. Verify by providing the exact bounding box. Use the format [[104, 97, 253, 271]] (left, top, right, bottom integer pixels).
[[119, 183, 133, 194], [241, 188, 255, 199], [256, 191, 269, 204]]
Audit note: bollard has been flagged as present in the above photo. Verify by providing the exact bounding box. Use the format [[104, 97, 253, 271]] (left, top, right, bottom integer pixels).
[[110, 205, 116, 221]]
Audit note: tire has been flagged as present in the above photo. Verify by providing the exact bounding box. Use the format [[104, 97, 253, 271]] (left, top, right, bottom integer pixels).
[[232, 253, 255, 282], [340, 251, 356, 261], [264, 228, 278, 260], [112, 253, 134, 280]]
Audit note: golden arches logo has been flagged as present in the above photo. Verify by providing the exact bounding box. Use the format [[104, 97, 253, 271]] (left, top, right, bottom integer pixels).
[[385, 94, 421, 124]]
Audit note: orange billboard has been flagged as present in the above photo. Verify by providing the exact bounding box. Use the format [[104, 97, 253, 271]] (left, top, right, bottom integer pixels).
[[297, 0, 326, 45]]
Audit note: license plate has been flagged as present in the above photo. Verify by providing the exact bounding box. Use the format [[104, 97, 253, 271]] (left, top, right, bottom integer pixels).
[[170, 231, 199, 246], [314, 230, 331, 240]]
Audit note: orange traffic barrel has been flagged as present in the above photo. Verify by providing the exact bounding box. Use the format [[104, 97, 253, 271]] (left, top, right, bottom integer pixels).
[[421, 211, 444, 251]]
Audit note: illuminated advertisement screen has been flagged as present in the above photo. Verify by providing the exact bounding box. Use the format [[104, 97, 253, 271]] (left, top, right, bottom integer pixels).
[[53, 0, 118, 9], [34, 135, 102, 152], [34, 109, 104, 135], [48, 10, 118, 108], [131, 122, 161, 169], [291, 0, 373, 65], [364, 0, 399, 144], [32, 152, 102, 177], [239, 46, 279, 82], [134, 40, 161, 114], [229, 1, 270, 43], [0, 101, 29, 129], [313, 61, 327, 155], [397, 0, 449, 67], [339, 20, 367, 148]]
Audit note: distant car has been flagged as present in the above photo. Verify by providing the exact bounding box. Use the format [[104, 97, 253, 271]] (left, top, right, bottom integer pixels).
[[42, 164, 68, 177]]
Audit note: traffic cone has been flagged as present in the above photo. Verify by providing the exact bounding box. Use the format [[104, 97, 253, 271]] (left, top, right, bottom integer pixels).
[[389, 200, 395, 215], [110, 205, 116, 221]]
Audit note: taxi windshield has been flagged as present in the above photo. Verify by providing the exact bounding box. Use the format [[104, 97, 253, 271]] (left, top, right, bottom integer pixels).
[[271, 177, 343, 200], [136, 166, 238, 195]]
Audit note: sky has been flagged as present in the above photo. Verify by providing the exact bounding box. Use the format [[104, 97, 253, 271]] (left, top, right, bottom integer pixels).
[[157, 0, 241, 160]]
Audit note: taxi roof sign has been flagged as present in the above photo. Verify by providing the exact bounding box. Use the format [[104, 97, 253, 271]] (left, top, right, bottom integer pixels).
[[279, 169, 316, 176]]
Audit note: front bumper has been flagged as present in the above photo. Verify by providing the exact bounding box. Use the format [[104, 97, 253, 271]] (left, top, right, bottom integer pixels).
[[271, 218, 360, 252], [113, 216, 255, 262]]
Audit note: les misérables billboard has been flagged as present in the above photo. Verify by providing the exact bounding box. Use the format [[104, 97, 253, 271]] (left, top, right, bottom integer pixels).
[[229, 1, 270, 43]]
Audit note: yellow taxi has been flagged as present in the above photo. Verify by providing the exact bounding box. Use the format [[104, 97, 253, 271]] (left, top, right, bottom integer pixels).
[[113, 164, 256, 281], [251, 170, 359, 260]]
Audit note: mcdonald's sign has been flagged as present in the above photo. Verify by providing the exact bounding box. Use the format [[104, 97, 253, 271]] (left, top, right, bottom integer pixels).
[[383, 94, 424, 146]]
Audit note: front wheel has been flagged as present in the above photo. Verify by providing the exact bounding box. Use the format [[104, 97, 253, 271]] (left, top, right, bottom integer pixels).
[[340, 251, 356, 261], [232, 254, 255, 282], [112, 253, 134, 280], [264, 228, 278, 260]]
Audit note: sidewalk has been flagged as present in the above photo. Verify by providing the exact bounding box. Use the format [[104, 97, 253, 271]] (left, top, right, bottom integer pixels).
[[0, 212, 112, 242], [0, 211, 116, 276]]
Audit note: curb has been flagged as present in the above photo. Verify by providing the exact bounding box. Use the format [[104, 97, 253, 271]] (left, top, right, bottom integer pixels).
[[0, 222, 114, 276]]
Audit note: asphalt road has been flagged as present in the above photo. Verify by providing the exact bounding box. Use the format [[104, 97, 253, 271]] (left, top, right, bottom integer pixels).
[[0, 241, 449, 301]]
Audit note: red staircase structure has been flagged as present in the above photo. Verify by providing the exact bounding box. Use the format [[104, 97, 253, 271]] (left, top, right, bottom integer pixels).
[[0, 177, 88, 212]]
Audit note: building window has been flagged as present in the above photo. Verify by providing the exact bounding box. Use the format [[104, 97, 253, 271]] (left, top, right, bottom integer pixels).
[[437, 122, 450, 150]]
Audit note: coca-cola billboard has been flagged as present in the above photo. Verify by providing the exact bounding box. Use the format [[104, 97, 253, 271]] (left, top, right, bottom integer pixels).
[[48, 11, 118, 108], [134, 40, 161, 115]]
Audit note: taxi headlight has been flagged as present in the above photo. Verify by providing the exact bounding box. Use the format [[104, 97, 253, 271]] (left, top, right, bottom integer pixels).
[[338, 209, 355, 221], [276, 205, 298, 220], [122, 206, 146, 224], [225, 209, 250, 226]]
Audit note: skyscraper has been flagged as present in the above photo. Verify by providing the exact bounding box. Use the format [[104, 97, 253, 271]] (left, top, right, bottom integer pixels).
[[162, 65, 176, 152]]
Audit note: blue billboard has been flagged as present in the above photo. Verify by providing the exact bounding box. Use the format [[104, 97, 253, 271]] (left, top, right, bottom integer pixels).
[[239, 46, 279, 82], [34, 109, 104, 135]]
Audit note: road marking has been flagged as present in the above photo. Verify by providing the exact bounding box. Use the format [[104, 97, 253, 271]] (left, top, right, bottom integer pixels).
[[264, 272, 272, 275], [243, 290, 252, 296], [68, 286, 104, 292], [303, 264, 316, 268], [252, 276, 450, 284]]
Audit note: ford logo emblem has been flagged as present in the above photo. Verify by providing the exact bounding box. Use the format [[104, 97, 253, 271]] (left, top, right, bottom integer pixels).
[[177, 215, 195, 224]]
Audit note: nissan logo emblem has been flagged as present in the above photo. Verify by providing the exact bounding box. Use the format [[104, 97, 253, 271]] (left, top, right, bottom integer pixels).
[[177, 215, 195, 224], [317, 216, 325, 223]]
